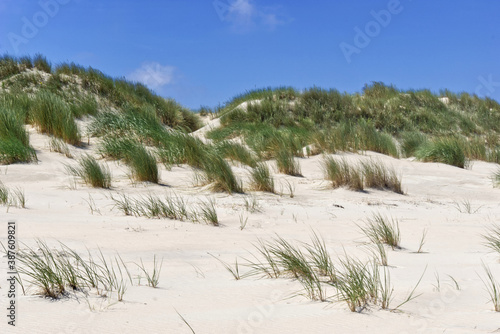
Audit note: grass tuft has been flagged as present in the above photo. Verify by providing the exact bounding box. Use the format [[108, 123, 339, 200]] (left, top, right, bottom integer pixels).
[[275, 147, 302, 176], [334, 257, 381, 312], [136, 256, 163, 288], [250, 162, 275, 193], [99, 138, 158, 183], [494, 167, 500, 187], [49, 137, 73, 158], [215, 141, 256, 167], [360, 160, 403, 194], [66, 154, 111, 188], [0, 108, 37, 164], [360, 213, 401, 250], [483, 225, 500, 255], [0, 182, 26, 208], [416, 137, 468, 168], [30, 91, 80, 145], [126, 144, 159, 183], [479, 263, 500, 312], [196, 198, 219, 226], [321, 156, 363, 191], [201, 153, 243, 193], [400, 132, 428, 158], [111, 192, 190, 221]]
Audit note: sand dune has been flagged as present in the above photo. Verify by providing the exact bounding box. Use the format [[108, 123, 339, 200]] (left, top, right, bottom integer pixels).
[[1, 123, 500, 334]]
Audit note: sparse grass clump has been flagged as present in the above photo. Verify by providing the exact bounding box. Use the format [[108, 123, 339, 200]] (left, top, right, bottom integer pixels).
[[111, 193, 190, 221], [305, 231, 336, 282], [98, 136, 135, 160], [136, 256, 163, 288], [126, 144, 159, 183], [195, 198, 219, 226], [360, 213, 401, 250], [321, 156, 364, 191], [356, 121, 399, 158], [215, 141, 256, 167], [250, 162, 275, 193], [479, 263, 500, 312], [0, 183, 9, 205], [0, 137, 37, 164], [201, 152, 243, 193], [99, 138, 158, 183], [243, 195, 261, 213], [452, 199, 482, 214], [49, 137, 73, 158], [111, 192, 222, 226], [0, 182, 26, 208], [1, 239, 161, 301], [242, 233, 405, 310], [247, 235, 327, 301], [66, 154, 111, 188], [494, 168, 500, 187], [360, 160, 403, 194], [158, 133, 208, 168], [322, 157, 403, 193], [276, 147, 302, 176], [416, 137, 468, 168], [334, 257, 386, 312], [483, 224, 500, 254]]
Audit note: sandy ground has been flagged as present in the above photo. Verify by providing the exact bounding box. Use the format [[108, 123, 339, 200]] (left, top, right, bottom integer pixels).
[[1, 123, 500, 334]]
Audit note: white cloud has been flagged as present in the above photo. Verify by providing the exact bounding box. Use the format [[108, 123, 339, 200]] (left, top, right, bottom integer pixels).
[[260, 12, 285, 29], [128, 62, 176, 89], [223, 0, 289, 31], [229, 0, 255, 19]]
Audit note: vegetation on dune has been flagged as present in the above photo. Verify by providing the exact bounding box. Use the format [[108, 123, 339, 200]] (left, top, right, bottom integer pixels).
[[0, 181, 26, 208], [415, 137, 468, 169], [199, 152, 243, 193], [275, 145, 302, 176], [0, 54, 201, 156], [99, 137, 158, 183], [321, 156, 403, 193], [110, 192, 222, 227], [66, 154, 112, 188], [360, 213, 401, 250], [250, 162, 275, 193], [2, 55, 500, 175], [220, 233, 422, 311], [321, 156, 364, 191], [215, 141, 257, 167], [0, 239, 162, 301], [30, 90, 80, 145], [210, 82, 500, 168], [0, 106, 36, 164], [483, 224, 500, 255]]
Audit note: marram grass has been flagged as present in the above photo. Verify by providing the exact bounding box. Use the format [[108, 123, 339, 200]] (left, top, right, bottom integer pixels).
[[416, 137, 468, 168], [250, 162, 275, 193], [66, 154, 111, 188]]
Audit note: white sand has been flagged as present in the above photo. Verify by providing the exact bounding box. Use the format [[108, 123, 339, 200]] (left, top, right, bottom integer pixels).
[[1, 123, 500, 334]]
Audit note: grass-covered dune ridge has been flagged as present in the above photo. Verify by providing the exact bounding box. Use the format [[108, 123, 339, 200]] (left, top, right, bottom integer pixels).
[[208, 84, 500, 167], [0, 54, 202, 164], [2, 55, 500, 174], [0, 55, 201, 127]]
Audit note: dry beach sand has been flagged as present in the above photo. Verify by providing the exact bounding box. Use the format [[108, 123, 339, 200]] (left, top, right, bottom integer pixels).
[[1, 118, 500, 334]]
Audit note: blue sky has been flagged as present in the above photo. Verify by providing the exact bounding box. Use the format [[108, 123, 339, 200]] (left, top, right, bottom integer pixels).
[[1, 0, 499, 109]]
